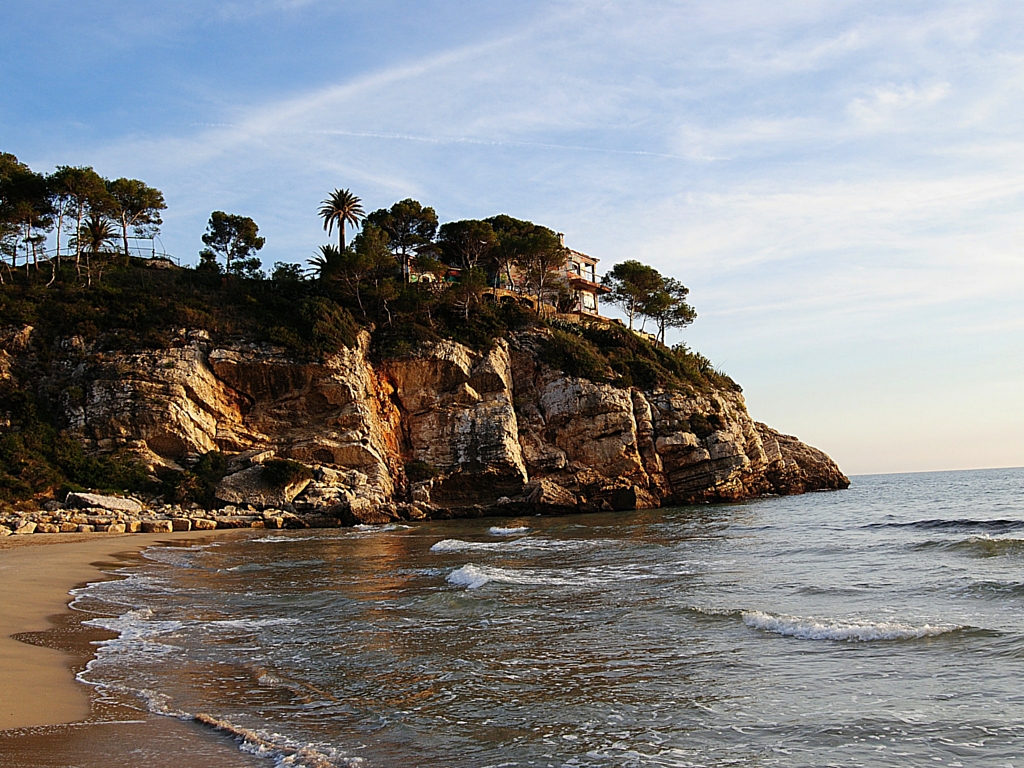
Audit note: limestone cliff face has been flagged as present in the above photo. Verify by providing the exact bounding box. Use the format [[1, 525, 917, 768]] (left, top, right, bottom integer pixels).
[[7, 326, 849, 521]]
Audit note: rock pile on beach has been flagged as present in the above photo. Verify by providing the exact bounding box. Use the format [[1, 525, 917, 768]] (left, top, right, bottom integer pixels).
[[0, 491, 311, 536]]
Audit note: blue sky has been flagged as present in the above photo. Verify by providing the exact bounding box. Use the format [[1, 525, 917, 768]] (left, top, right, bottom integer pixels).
[[3, 0, 1023, 475]]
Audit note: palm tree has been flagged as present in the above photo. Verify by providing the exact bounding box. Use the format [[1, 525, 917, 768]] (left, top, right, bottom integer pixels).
[[307, 244, 342, 282], [77, 213, 116, 285], [319, 189, 364, 251]]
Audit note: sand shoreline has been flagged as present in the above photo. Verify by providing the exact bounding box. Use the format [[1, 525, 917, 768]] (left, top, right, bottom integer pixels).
[[0, 530, 247, 732]]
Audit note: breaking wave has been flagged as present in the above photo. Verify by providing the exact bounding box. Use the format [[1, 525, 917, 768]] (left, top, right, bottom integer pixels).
[[489, 525, 531, 535], [446, 563, 581, 589], [431, 537, 595, 553], [742, 610, 963, 642], [916, 536, 1024, 558], [866, 518, 1024, 533]]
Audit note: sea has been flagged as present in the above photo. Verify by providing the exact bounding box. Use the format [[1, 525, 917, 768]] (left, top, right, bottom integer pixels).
[[29, 468, 1024, 766]]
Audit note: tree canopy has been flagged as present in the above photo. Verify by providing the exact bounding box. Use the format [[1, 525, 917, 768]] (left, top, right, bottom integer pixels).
[[365, 198, 437, 281], [105, 178, 166, 263], [200, 211, 265, 277]]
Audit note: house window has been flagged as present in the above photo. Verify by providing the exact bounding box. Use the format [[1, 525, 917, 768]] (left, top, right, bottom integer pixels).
[[582, 291, 597, 310]]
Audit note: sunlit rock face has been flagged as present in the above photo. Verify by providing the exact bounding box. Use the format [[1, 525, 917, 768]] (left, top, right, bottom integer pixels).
[[16, 327, 848, 519]]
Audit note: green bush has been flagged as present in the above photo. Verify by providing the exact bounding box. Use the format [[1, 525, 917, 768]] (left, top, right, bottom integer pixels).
[[163, 451, 228, 507], [538, 329, 609, 381], [261, 458, 312, 487], [0, 384, 153, 502]]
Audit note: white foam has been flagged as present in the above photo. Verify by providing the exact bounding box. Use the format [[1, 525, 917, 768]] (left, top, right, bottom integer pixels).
[[205, 617, 301, 631], [489, 526, 530, 535], [253, 535, 295, 543], [446, 563, 580, 589], [84, 609, 185, 652], [742, 610, 961, 642], [432, 538, 503, 552], [431, 537, 597, 553]]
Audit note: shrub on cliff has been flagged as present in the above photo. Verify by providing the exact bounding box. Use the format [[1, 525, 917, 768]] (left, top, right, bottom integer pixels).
[[537, 320, 740, 393], [0, 383, 153, 502], [163, 451, 229, 507], [261, 458, 313, 488]]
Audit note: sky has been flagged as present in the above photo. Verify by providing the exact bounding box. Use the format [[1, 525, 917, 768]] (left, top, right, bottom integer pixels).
[[2, 0, 1022, 476]]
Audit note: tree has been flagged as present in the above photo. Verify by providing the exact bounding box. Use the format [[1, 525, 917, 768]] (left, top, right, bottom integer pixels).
[[601, 260, 664, 330], [105, 178, 166, 263], [352, 223, 400, 325], [0, 155, 52, 278], [47, 166, 107, 276], [310, 224, 395, 315], [486, 215, 564, 312], [436, 219, 497, 272], [642, 277, 696, 344], [199, 211, 265, 276], [365, 198, 437, 282], [319, 188, 364, 252], [74, 212, 117, 285]]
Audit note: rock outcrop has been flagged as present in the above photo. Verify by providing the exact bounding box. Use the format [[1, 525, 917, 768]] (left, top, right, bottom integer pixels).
[[1, 325, 849, 526]]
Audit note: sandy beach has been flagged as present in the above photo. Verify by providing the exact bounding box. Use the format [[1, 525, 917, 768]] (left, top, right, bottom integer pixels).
[[0, 530, 245, 732]]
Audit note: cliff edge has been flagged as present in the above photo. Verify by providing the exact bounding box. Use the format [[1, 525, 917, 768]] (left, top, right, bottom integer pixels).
[[1, 325, 848, 524]]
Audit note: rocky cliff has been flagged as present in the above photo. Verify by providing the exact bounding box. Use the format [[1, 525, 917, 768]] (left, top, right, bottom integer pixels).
[[2, 325, 849, 524]]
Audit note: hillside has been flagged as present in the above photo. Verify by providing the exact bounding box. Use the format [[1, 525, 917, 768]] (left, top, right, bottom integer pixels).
[[0, 261, 848, 525]]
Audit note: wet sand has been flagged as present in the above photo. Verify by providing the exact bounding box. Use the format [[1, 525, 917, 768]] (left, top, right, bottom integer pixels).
[[0, 530, 276, 767], [0, 531, 245, 731]]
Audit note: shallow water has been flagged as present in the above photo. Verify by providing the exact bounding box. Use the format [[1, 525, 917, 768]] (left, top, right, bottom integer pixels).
[[64, 468, 1024, 766]]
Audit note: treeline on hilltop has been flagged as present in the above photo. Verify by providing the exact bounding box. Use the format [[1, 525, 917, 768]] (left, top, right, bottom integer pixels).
[[0, 150, 725, 384]]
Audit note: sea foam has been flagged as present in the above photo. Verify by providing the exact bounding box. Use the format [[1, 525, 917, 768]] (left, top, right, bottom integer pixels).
[[489, 525, 530, 535], [446, 563, 580, 589], [742, 610, 961, 642]]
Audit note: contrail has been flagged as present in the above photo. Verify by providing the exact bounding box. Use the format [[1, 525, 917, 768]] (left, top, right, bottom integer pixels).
[[312, 128, 689, 160], [191, 122, 688, 160]]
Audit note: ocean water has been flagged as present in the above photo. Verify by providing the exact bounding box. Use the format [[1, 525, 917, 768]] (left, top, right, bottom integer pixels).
[[68, 468, 1024, 767]]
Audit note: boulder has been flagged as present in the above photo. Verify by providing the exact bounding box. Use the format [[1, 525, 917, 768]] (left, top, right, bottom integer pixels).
[[141, 519, 173, 533], [65, 492, 143, 515], [522, 478, 577, 513], [332, 497, 396, 526], [14, 521, 36, 535], [214, 515, 259, 529], [192, 518, 218, 530], [214, 466, 311, 509], [35, 523, 60, 534], [170, 518, 192, 532], [106, 523, 127, 534], [77, 524, 95, 533], [0, 525, 11, 537]]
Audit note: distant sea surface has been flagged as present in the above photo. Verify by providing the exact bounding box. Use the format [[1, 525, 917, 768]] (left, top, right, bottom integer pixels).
[[62, 468, 1024, 766]]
